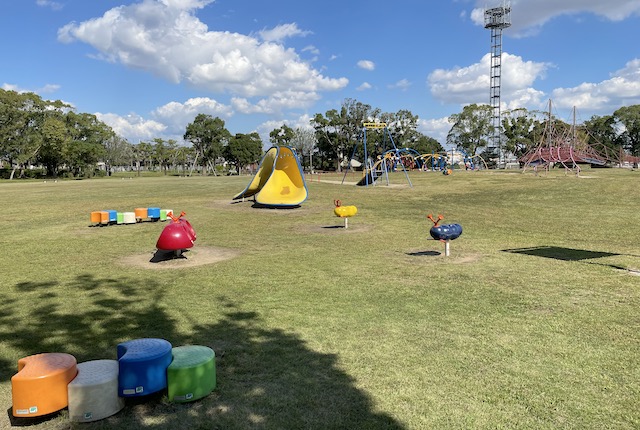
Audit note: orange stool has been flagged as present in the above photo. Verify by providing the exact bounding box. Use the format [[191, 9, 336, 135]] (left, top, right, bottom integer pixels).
[[100, 211, 110, 225], [134, 208, 148, 222], [90, 211, 102, 225], [11, 353, 78, 417]]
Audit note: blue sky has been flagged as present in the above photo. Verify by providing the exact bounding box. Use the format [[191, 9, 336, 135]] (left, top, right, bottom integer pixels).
[[2, 0, 639, 147]]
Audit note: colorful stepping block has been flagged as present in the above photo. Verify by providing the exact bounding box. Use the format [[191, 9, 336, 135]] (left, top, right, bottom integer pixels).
[[11, 352, 78, 417], [123, 212, 136, 224], [117, 338, 172, 397], [116, 212, 124, 225], [90, 211, 102, 225], [106, 210, 117, 224], [68, 360, 125, 422], [148, 207, 161, 221], [167, 345, 216, 403], [134, 208, 148, 222]]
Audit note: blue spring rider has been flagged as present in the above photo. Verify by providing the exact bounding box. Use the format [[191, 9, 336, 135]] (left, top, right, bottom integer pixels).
[[427, 214, 462, 256]]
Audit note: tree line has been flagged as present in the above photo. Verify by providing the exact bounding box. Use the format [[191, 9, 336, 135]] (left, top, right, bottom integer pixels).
[[448, 103, 640, 163], [2, 88, 638, 179]]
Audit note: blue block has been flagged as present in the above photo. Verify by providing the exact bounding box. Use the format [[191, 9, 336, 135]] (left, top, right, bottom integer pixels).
[[117, 338, 172, 397], [147, 207, 161, 220], [107, 210, 118, 223]]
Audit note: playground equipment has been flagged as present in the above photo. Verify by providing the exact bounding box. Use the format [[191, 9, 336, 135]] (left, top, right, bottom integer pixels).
[[427, 214, 463, 257], [416, 150, 488, 172], [233, 146, 308, 207], [11, 338, 217, 423], [156, 211, 196, 257], [11, 353, 78, 417], [333, 199, 357, 228], [90, 208, 172, 226], [342, 122, 413, 187]]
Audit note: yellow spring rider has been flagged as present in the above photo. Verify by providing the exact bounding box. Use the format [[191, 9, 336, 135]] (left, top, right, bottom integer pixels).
[[334, 200, 357, 229]]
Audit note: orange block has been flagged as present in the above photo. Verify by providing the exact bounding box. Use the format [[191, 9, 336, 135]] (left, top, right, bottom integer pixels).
[[90, 211, 102, 224], [134, 208, 148, 221], [100, 211, 110, 225], [11, 353, 78, 417]]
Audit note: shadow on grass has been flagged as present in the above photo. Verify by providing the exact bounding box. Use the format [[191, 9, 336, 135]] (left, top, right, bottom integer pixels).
[[1, 275, 404, 429], [502, 246, 640, 273], [406, 250, 441, 257], [502, 246, 619, 261]]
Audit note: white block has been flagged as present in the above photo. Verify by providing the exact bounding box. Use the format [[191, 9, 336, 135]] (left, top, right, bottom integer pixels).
[[68, 360, 125, 422]]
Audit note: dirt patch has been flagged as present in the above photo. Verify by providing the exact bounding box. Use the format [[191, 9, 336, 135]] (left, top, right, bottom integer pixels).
[[119, 246, 239, 270]]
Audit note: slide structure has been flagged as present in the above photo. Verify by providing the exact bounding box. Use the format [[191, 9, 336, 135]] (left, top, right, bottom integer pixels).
[[232, 146, 308, 207]]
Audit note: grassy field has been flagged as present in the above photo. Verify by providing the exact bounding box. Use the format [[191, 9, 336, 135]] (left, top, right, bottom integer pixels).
[[0, 168, 638, 429]]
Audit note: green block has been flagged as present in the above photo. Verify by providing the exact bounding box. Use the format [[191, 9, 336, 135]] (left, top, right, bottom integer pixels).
[[160, 210, 168, 221], [167, 346, 216, 403], [116, 212, 124, 224]]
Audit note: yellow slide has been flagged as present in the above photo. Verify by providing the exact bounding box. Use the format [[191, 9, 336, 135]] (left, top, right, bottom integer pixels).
[[233, 146, 308, 207]]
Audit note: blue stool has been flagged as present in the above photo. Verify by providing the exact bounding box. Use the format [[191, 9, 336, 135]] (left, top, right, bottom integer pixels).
[[117, 338, 172, 397], [106, 210, 118, 224], [147, 207, 161, 221]]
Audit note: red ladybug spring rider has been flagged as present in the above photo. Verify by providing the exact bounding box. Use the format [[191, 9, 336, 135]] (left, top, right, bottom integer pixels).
[[156, 211, 197, 257]]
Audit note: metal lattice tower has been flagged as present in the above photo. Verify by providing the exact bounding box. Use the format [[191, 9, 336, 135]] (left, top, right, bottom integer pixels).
[[484, 3, 511, 166]]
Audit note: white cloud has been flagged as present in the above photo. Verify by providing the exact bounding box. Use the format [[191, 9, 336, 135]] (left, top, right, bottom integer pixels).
[[357, 60, 375, 71], [302, 45, 320, 56], [96, 112, 167, 143], [471, 0, 640, 36], [259, 23, 311, 42], [551, 58, 640, 112], [57, 0, 347, 103], [388, 79, 411, 91], [36, 0, 63, 11], [356, 82, 372, 91], [428, 52, 550, 105], [418, 117, 451, 146], [231, 90, 321, 114], [2, 82, 61, 95], [152, 97, 233, 130]]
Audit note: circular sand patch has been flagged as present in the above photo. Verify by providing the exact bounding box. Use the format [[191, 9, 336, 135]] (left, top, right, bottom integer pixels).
[[120, 246, 239, 270]]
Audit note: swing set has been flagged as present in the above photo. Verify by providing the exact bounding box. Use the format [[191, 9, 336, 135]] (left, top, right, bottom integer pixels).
[[341, 122, 413, 187]]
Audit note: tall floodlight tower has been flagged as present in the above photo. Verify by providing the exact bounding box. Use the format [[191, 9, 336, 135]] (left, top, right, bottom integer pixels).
[[484, 2, 511, 167]]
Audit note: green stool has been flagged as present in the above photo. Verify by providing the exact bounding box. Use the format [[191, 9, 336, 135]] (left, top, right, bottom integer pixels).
[[167, 346, 216, 402], [116, 212, 124, 225]]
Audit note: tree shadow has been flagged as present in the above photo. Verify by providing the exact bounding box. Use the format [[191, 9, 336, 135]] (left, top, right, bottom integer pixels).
[[1, 275, 404, 429], [502, 246, 639, 273], [502, 246, 619, 261]]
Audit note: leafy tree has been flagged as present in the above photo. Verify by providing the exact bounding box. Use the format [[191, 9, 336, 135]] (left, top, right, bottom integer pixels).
[[290, 127, 318, 171], [311, 98, 378, 171], [62, 112, 111, 177], [184, 114, 230, 175], [103, 135, 131, 175], [409, 133, 444, 155], [0, 90, 50, 178], [225, 132, 263, 173], [501, 108, 540, 158], [152, 138, 172, 175], [613, 105, 640, 156], [583, 114, 624, 154], [38, 115, 68, 177], [269, 124, 294, 146], [381, 109, 420, 148], [446, 104, 493, 155]]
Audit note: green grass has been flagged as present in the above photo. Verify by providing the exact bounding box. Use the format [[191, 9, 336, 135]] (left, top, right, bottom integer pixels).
[[0, 168, 638, 429]]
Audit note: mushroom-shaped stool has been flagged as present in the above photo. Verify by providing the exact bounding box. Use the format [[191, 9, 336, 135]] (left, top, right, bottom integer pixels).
[[427, 214, 462, 256], [334, 199, 357, 229]]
